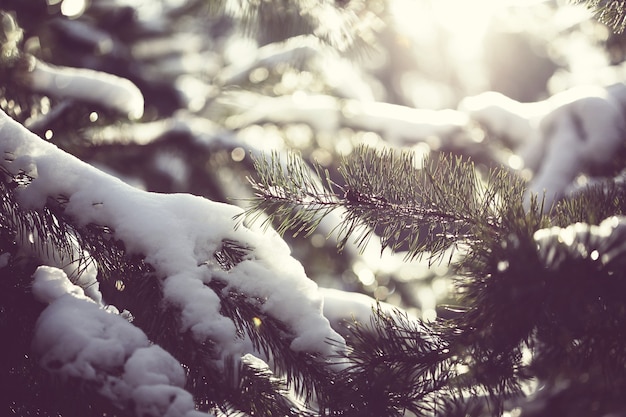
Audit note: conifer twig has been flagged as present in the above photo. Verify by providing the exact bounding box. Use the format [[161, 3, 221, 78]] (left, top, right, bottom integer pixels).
[[573, 0, 626, 33], [238, 146, 525, 263]]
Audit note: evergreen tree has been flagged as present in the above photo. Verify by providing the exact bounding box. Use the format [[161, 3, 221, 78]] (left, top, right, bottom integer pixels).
[[2, 1, 626, 417]]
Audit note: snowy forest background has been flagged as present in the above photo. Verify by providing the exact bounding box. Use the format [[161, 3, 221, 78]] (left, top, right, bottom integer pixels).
[[3, 0, 626, 416]]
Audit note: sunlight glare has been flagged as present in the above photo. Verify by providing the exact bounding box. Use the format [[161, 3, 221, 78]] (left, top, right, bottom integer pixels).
[[508, 153, 524, 170], [390, 0, 502, 56], [432, 0, 497, 48], [390, 0, 555, 95]]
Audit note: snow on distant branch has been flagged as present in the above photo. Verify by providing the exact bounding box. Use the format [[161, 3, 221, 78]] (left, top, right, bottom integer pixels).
[[223, 92, 469, 145], [460, 84, 626, 209], [19, 57, 144, 120], [217, 35, 320, 86]]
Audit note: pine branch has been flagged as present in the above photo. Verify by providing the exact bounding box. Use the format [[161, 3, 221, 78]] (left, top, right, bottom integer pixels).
[[208, 277, 336, 412], [1, 105, 348, 416], [337, 146, 517, 260], [525, 215, 626, 415], [0, 165, 187, 417], [1, 153, 306, 417], [239, 146, 530, 263], [230, 354, 314, 417], [0, 164, 153, 291], [551, 176, 626, 226], [573, 0, 626, 33], [338, 309, 450, 416], [0, 170, 327, 417], [448, 214, 626, 417], [237, 150, 339, 238], [329, 305, 464, 417]]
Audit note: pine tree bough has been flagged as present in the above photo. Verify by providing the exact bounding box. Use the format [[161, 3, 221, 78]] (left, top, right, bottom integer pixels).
[[239, 146, 532, 263], [239, 142, 626, 416], [0, 108, 345, 415], [3, 1, 626, 415]]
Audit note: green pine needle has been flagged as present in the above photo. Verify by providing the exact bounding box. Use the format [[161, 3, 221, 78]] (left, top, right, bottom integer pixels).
[[573, 0, 626, 33], [238, 146, 532, 263], [552, 178, 626, 226]]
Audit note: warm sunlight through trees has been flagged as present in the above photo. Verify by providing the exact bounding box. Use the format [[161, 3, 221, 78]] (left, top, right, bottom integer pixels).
[[2, 1, 626, 416]]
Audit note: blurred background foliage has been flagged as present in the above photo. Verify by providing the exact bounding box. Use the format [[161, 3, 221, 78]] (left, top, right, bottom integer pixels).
[[1, 0, 625, 320]]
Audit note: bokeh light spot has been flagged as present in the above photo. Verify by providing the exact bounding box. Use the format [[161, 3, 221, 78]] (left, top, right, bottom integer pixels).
[[231, 147, 246, 162], [60, 0, 88, 19]]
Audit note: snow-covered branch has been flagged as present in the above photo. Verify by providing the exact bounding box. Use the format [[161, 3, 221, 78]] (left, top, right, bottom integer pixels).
[[32, 266, 211, 417], [19, 57, 144, 120], [223, 92, 469, 146], [0, 108, 345, 410], [460, 84, 626, 208]]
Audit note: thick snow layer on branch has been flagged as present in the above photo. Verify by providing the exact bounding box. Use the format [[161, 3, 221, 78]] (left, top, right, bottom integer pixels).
[[31, 266, 212, 417], [460, 85, 626, 208], [0, 109, 342, 360], [24, 58, 144, 120]]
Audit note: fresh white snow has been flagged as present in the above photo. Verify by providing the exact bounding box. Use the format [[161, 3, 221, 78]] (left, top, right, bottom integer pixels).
[[460, 84, 626, 209], [320, 287, 399, 327], [24, 58, 145, 120], [0, 108, 344, 409], [31, 266, 212, 417]]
